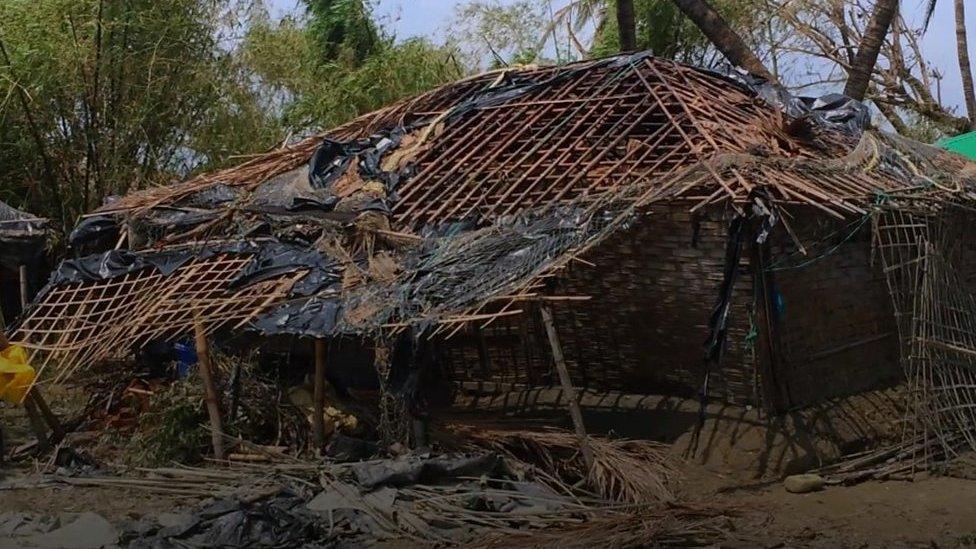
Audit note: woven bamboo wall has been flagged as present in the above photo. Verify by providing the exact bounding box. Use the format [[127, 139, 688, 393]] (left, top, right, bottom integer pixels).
[[441, 203, 759, 405], [767, 209, 902, 408], [439, 203, 907, 410]]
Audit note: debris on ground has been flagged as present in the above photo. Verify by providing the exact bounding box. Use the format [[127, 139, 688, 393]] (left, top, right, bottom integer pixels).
[[782, 473, 825, 494], [12, 451, 738, 547]]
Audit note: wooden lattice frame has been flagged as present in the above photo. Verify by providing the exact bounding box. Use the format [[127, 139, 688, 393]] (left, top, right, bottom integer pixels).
[[11, 253, 302, 384]]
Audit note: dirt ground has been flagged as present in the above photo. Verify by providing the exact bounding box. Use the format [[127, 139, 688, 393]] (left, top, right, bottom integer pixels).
[[4, 463, 976, 547], [704, 472, 976, 548], [0, 480, 191, 523], [4, 385, 976, 547]]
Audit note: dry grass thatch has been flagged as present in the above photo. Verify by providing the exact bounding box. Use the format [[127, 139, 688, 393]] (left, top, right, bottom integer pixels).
[[447, 423, 679, 504]]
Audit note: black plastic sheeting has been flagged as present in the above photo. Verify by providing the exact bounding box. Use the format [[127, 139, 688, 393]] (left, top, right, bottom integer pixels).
[[700, 195, 779, 419], [249, 296, 343, 337], [124, 487, 323, 548], [68, 215, 118, 250], [0, 200, 48, 268], [710, 64, 871, 134], [32, 241, 347, 333]]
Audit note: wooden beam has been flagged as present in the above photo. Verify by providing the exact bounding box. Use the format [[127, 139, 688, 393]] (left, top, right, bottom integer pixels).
[[313, 338, 328, 449], [539, 303, 594, 470], [193, 321, 224, 460]]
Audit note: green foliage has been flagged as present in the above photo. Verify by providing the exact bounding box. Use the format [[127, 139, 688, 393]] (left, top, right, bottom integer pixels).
[[242, 8, 463, 131], [305, 0, 379, 66], [0, 0, 284, 230], [123, 374, 209, 467], [589, 0, 763, 64], [450, 1, 552, 67], [0, 0, 463, 230]]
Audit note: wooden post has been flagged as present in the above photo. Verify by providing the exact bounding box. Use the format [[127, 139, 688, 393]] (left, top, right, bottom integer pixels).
[[313, 338, 328, 449], [539, 304, 594, 469], [193, 322, 224, 460], [23, 397, 49, 453], [18, 265, 29, 311], [28, 389, 63, 441]]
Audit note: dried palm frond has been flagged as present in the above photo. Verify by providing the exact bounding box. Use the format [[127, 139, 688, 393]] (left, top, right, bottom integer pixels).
[[480, 503, 737, 549], [447, 423, 679, 504]]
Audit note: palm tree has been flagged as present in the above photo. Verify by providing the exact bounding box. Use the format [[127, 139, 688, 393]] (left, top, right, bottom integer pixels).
[[670, 0, 774, 80], [925, 0, 976, 129], [542, 0, 774, 80], [617, 0, 637, 51], [843, 0, 899, 101]]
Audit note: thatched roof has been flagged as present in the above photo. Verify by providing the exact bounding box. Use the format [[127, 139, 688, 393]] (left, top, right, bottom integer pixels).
[[12, 52, 976, 380], [99, 53, 976, 226]]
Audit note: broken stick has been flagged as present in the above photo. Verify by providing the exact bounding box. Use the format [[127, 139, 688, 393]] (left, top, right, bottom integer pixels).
[[539, 303, 594, 470], [193, 321, 225, 460], [313, 338, 328, 449]]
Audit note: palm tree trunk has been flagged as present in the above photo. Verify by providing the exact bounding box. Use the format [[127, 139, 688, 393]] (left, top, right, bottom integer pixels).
[[616, 0, 637, 51], [843, 0, 899, 101], [671, 0, 775, 82], [955, 0, 976, 128]]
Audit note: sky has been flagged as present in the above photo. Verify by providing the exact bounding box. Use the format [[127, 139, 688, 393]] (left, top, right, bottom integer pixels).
[[270, 0, 971, 114]]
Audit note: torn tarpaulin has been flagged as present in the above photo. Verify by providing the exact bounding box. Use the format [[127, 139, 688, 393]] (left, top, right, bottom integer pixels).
[[68, 215, 118, 250], [249, 297, 342, 337], [227, 244, 344, 297], [123, 487, 323, 548], [707, 64, 871, 134], [37, 240, 347, 313], [117, 453, 595, 547], [308, 129, 407, 197], [348, 453, 501, 489]]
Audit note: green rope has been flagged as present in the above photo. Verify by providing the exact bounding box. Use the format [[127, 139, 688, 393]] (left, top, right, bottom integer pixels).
[[763, 189, 889, 273]]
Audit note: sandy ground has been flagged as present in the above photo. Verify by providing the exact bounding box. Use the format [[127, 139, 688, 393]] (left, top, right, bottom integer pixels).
[[3, 385, 974, 547], [715, 474, 976, 548], [3, 465, 976, 547], [0, 481, 192, 523]]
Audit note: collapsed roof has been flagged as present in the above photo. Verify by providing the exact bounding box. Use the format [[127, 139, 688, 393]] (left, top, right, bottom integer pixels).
[[11, 52, 976, 383]]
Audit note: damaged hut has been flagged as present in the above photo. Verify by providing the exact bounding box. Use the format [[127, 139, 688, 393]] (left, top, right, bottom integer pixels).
[[9, 52, 976, 461], [0, 200, 48, 326]]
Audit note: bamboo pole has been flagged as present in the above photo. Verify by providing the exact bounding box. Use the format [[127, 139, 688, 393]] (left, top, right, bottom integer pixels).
[[194, 321, 225, 460], [538, 303, 594, 470], [28, 389, 63, 442], [18, 265, 29, 311], [23, 397, 49, 452], [313, 338, 328, 449]]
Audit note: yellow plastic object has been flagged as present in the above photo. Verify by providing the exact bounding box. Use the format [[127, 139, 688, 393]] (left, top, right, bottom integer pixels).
[[0, 344, 36, 405]]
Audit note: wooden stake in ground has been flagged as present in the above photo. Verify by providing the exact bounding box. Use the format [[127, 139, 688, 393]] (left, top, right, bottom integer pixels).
[[193, 321, 224, 460], [539, 303, 594, 469], [313, 338, 328, 449], [28, 389, 63, 442], [18, 265, 29, 311]]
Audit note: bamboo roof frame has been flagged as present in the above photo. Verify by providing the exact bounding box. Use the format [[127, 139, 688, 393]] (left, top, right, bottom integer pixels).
[[11, 52, 976, 383]]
